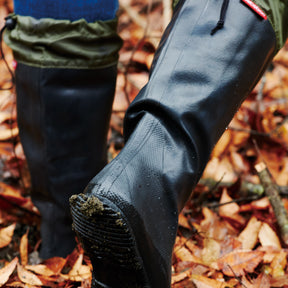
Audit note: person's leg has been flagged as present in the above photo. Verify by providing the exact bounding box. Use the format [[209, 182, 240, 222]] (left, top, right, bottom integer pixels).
[[4, 0, 122, 259], [70, 0, 287, 287]]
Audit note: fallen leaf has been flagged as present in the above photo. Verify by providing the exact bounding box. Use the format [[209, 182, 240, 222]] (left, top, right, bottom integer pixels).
[[237, 216, 262, 249], [259, 246, 282, 263], [241, 273, 270, 288], [25, 264, 55, 277], [271, 250, 287, 278], [178, 213, 190, 229], [0, 223, 16, 248], [20, 229, 29, 266], [251, 197, 270, 210], [219, 189, 242, 223], [17, 264, 43, 286], [0, 257, 18, 287], [201, 238, 220, 265], [174, 246, 194, 263], [171, 269, 192, 285], [217, 250, 265, 277], [61, 254, 91, 282], [270, 275, 288, 287], [190, 274, 231, 288], [259, 222, 282, 249], [0, 126, 18, 141], [220, 236, 242, 256], [42, 257, 66, 275]]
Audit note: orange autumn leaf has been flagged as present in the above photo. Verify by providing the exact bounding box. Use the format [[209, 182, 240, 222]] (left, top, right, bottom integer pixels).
[[270, 275, 288, 287], [20, 229, 29, 266], [271, 250, 287, 278], [190, 274, 231, 288], [0, 223, 15, 248], [174, 246, 194, 263], [259, 223, 282, 249], [0, 257, 18, 287], [241, 273, 270, 288], [217, 250, 265, 277], [0, 126, 18, 141], [42, 257, 66, 275], [25, 264, 55, 277], [219, 188, 245, 226], [61, 254, 91, 282], [201, 238, 221, 265], [237, 216, 262, 250], [171, 269, 193, 285], [17, 264, 43, 286]]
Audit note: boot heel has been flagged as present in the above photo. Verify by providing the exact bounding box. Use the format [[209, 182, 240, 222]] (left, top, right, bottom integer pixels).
[[70, 194, 149, 288]]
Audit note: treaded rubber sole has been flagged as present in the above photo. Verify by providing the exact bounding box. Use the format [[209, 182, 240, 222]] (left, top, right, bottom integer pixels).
[[70, 193, 150, 288]]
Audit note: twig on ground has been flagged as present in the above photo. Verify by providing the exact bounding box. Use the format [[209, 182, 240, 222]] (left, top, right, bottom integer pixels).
[[255, 162, 288, 246]]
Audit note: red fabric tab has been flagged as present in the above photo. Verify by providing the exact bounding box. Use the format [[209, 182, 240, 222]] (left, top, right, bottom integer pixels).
[[242, 0, 267, 20]]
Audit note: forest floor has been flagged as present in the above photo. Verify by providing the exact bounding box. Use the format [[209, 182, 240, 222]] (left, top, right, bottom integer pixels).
[[1, 0, 288, 287]]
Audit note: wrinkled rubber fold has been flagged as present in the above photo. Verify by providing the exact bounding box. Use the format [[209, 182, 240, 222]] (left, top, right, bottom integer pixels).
[[71, 0, 277, 287], [4, 14, 123, 68]]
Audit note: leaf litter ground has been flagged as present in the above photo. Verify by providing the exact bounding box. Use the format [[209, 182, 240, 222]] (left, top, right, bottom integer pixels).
[[1, 0, 288, 287]]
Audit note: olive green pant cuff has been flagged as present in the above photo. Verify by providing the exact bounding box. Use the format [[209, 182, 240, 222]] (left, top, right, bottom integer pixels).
[[4, 14, 123, 69], [253, 0, 288, 52]]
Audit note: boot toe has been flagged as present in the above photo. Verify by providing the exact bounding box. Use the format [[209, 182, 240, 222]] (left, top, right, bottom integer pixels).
[[70, 193, 150, 288]]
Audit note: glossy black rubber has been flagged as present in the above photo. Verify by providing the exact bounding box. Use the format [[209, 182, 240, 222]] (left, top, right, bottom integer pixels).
[[71, 0, 277, 286], [16, 63, 117, 258]]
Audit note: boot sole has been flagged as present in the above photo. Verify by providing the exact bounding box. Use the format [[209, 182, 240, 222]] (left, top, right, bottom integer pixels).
[[70, 193, 150, 288]]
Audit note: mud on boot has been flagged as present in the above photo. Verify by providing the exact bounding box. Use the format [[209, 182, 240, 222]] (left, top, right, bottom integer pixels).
[[70, 193, 150, 288]]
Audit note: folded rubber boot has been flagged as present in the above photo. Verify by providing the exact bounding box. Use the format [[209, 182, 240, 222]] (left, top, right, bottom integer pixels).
[[4, 14, 122, 258], [70, 0, 279, 286]]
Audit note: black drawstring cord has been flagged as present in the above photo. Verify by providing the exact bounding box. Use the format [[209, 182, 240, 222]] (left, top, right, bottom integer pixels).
[[211, 0, 230, 35], [0, 16, 16, 90]]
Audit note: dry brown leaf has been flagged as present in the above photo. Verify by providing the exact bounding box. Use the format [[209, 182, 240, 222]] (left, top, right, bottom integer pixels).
[[0, 126, 18, 141], [270, 275, 288, 287], [271, 250, 287, 278], [42, 257, 66, 275], [258, 246, 282, 263], [202, 238, 221, 265], [211, 130, 231, 158], [217, 250, 265, 277], [185, 239, 203, 258], [200, 207, 236, 241], [190, 274, 230, 288], [241, 273, 270, 288], [0, 223, 16, 248], [251, 197, 270, 210], [0, 257, 18, 287], [178, 213, 190, 229], [220, 236, 242, 257], [202, 157, 237, 183], [61, 254, 91, 282], [171, 269, 192, 285], [174, 246, 194, 263], [17, 264, 43, 286], [25, 265, 55, 277], [219, 188, 245, 226], [259, 222, 282, 249], [20, 229, 29, 266], [237, 216, 262, 250], [0, 183, 29, 210]]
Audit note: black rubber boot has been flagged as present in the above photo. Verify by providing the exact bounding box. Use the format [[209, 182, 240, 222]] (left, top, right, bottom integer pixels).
[[16, 63, 117, 258], [3, 12, 122, 259], [70, 0, 277, 287]]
